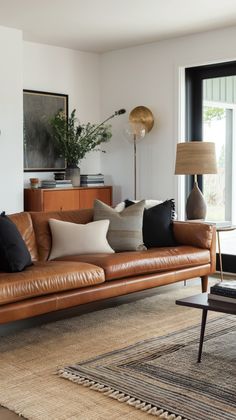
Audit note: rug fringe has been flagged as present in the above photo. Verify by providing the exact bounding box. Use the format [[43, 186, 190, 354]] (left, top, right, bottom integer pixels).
[[57, 369, 187, 419]]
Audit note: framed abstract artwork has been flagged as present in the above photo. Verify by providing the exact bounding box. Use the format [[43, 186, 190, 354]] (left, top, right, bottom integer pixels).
[[23, 90, 68, 172]]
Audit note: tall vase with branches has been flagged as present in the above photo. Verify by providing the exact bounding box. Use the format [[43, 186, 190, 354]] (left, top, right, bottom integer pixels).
[[50, 109, 112, 186]]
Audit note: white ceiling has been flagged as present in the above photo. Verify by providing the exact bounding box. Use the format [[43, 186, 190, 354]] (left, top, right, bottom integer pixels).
[[1, 0, 236, 53]]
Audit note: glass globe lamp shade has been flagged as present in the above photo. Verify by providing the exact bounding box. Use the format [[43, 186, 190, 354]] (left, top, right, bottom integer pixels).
[[123, 122, 146, 143]]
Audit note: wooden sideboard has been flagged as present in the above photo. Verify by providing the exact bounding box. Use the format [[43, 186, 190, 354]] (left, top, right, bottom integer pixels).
[[24, 186, 112, 212]]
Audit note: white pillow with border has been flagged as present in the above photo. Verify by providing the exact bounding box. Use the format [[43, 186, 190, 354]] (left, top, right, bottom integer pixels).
[[114, 199, 163, 212], [48, 218, 114, 260], [114, 199, 177, 219]]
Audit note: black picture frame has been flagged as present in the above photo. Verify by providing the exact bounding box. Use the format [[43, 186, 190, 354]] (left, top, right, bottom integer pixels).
[[23, 90, 68, 172]]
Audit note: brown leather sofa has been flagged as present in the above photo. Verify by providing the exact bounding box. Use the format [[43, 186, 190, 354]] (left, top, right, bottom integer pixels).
[[0, 209, 216, 324]]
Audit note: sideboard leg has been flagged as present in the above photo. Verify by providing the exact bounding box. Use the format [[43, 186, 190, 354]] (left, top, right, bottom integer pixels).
[[201, 276, 208, 293]]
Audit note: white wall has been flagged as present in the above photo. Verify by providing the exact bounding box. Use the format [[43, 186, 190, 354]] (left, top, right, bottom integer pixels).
[[3, 24, 236, 212], [0, 26, 23, 213], [23, 41, 101, 186], [100, 26, 236, 208]]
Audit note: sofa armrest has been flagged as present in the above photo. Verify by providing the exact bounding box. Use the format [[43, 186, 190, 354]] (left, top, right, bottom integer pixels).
[[173, 221, 216, 272], [173, 221, 215, 249]]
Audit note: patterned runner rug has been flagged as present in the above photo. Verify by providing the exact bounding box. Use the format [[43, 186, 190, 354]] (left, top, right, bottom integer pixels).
[[59, 315, 236, 420]]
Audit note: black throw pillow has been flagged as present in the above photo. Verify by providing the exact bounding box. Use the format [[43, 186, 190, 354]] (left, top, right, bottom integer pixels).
[[0, 212, 32, 272], [124, 199, 177, 248]]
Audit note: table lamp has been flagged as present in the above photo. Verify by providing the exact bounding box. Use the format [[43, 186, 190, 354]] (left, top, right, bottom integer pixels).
[[175, 141, 217, 220]]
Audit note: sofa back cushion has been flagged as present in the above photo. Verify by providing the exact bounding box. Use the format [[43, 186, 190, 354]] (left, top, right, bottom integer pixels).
[[30, 209, 94, 261], [9, 212, 38, 261]]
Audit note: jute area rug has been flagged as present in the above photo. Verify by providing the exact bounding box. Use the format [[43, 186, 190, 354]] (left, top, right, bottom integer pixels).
[[59, 315, 235, 420], [0, 280, 234, 420]]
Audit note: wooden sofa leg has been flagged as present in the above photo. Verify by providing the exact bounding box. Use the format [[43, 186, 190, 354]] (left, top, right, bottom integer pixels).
[[201, 276, 208, 293]]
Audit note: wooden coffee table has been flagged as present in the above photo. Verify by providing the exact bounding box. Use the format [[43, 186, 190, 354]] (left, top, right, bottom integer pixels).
[[176, 293, 236, 363]]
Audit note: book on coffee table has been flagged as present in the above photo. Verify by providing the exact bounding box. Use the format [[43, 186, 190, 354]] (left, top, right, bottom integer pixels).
[[208, 293, 236, 304], [208, 280, 236, 303]]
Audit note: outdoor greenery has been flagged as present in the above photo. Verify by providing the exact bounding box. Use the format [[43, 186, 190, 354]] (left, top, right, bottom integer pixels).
[[50, 109, 112, 167], [203, 105, 225, 221], [203, 107, 225, 124]]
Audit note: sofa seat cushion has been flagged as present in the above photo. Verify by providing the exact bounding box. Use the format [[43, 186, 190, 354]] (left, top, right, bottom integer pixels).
[[54, 246, 210, 281], [0, 261, 105, 305]]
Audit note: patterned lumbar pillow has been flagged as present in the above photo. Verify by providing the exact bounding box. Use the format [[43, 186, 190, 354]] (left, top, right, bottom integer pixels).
[[93, 199, 146, 252], [48, 218, 114, 260]]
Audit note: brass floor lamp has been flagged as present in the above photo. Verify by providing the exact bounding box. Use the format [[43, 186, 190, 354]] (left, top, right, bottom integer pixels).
[[125, 106, 154, 200]]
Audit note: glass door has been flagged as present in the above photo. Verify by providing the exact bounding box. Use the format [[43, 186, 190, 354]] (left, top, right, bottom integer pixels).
[[186, 63, 236, 273]]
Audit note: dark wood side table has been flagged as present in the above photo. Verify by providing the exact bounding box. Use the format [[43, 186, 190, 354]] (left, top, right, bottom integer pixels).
[[176, 293, 236, 363]]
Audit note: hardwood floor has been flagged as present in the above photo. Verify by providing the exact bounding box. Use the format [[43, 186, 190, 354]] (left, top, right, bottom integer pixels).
[[0, 407, 21, 419]]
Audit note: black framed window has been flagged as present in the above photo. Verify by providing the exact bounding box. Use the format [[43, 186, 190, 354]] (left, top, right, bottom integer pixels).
[[185, 61, 236, 274]]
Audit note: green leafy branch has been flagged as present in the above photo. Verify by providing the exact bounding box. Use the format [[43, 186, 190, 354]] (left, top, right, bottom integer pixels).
[[50, 109, 112, 167], [203, 107, 225, 124]]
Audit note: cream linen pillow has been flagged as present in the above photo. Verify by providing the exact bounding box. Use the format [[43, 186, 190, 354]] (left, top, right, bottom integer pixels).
[[93, 199, 146, 252], [48, 218, 114, 260]]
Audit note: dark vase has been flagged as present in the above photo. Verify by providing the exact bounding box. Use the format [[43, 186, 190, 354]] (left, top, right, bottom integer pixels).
[[65, 166, 80, 187]]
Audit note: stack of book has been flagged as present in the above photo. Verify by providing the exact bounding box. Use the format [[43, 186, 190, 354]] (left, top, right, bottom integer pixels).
[[208, 280, 236, 304], [41, 180, 73, 188], [80, 174, 104, 187], [41, 180, 56, 188], [55, 180, 72, 188]]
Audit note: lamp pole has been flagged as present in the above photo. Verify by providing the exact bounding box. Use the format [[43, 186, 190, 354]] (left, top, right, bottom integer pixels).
[[134, 133, 137, 200], [128, 106, 154, 201]]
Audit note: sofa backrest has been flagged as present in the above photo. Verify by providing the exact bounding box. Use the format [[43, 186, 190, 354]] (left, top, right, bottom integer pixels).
[[30, 208, 94, 261], [9, 212, 39, 261]]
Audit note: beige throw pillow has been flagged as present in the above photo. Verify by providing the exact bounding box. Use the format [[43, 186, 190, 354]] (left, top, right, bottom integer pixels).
[[48, 218, 114, 260], [93, 199, 146, 252]]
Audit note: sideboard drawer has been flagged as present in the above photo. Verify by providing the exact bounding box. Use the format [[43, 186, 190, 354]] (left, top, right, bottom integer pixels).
[[79, 188, 112, 209], [43, 190, 79, 211]]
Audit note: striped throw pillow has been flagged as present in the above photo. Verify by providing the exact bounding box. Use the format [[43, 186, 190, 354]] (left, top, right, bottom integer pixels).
[[93, 199, 146, 252]]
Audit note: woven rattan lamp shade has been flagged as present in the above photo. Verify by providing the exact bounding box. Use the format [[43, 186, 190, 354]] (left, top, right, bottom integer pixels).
[[175, 142, 217, 175], [175, 141, 217, 220]]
